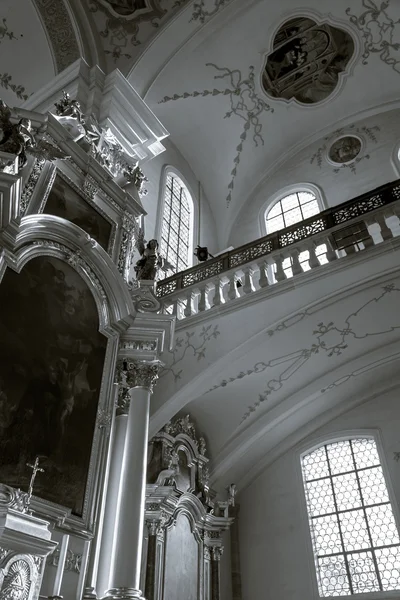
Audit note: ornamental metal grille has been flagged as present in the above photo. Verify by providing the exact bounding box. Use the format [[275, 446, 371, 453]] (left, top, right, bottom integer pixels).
[[160, 174, 192, 277], [266, 191, 320, 233], [302, 439, 400, 597]]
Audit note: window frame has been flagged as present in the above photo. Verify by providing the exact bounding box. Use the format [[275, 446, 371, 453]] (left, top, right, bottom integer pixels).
[[298, 430, 400, 600], [156, 166, 196, 274], [259, 183, 326, 238]]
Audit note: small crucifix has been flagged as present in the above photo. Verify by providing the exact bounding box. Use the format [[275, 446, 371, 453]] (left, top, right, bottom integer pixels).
[[25, 456, 45, 512]]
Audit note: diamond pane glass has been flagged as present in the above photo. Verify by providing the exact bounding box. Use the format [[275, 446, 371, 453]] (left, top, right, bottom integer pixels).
[[302, 437, 400, 597], [266, 191, 320, 233]]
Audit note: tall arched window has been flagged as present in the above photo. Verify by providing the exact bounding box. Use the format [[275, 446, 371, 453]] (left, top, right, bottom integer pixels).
[[160, 171, 194, 276], [301, 438, 400, 597], [265, 188, 326, 277]]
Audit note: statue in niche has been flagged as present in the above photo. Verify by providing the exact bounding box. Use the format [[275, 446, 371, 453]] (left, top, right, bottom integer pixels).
[[0, 100, 69, 171], [134, 231, 172, 280]]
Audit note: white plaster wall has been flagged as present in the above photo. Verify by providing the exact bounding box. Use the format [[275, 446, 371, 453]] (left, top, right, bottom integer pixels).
[[142, 138, 218, 255], [229, 109, 400, 248], [238, 387, 400, 600]]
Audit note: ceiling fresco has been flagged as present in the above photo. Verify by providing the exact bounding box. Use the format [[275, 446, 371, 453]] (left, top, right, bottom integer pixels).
[[262, 17, 355, 105]]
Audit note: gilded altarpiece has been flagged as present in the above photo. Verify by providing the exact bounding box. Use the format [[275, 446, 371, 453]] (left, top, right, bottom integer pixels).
[[144, 417, 233, 600]]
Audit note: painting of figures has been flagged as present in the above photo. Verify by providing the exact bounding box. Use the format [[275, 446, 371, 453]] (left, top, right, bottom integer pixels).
[[0, 256, 108, 515], [45, 176, 112, 251], [262, 17, 355, 104]]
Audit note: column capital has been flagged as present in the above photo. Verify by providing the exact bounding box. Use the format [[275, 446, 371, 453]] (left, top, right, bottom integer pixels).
[[212, 546, 224, 562], [116, 359, 161, 394]]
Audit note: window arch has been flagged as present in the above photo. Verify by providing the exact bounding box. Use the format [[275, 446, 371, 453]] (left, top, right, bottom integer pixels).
[[301, 437, 400, 597], [265, 189, 321, 234], [159, 170, 194, 276]]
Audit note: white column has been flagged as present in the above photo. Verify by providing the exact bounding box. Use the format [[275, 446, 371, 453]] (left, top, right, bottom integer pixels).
[[105, 360, 160, 600], [95, 389, 130, 597]]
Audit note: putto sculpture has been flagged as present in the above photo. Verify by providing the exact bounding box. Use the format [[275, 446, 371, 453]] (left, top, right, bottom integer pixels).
[[124, 162, 148, 196], [134, 230, 172, 280], [0, 99, 69, 171]]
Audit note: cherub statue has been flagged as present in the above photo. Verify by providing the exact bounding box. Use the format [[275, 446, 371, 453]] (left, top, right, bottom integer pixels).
[[134, 230, 173, 281], [54, 91, 84, 122], [124, 162, 148, 196], [227, 483, 237, 507], [0, 100, 69, 171]]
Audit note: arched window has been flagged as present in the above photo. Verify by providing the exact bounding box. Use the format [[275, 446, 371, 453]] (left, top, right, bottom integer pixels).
[[264, 188, 326, 278], [301, 438, 400, 597], [160, 171, 194, 276]]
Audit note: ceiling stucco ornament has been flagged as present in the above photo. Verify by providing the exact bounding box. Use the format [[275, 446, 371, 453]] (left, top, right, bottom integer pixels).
[[190, 0, 233, 24], [32, 0, 80, 73], [310, 123, 380, 174], [88, 0, 169, 62], [0, 19, 29, 101], [159, 63, 273, 206], [262, 16, 355, 105], [346, 0, 400, 74]]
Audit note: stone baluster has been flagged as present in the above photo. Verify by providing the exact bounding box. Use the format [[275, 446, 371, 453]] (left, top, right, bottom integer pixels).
[[375, 213, 393, 241], [257, 259, 269, 288], [242, 266, 255, 294], [198, 284, 211, 312], [308, 242, 321, 269], [184, 291, 194, 317], [289, 249, 302, 276], [325, 235, 337, 262], [273, 254, 286, 282], [227, 273, 240, 301], [212, 278, 224, 307], [105, 359, 161, 600]]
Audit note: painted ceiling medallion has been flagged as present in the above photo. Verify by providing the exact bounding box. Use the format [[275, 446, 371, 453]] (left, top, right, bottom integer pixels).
[[262, 17, 355, 105], [328, 135, 362, 164], [95, 0, 164, 20]]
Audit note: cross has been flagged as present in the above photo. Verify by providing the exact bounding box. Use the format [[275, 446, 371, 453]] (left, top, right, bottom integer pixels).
[[25, 456, 45, 512]]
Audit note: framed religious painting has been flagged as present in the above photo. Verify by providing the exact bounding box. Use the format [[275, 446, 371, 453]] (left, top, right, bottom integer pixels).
[[44, 172, 115, 255], [0, 253, 114, 530]]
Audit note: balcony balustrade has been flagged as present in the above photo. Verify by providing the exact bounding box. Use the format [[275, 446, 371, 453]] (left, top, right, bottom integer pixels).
[[156, 180, 400, 320]]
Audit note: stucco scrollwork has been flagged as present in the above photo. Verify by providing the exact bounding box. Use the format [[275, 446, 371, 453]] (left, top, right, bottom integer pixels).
[[0, 484, 29, 514]]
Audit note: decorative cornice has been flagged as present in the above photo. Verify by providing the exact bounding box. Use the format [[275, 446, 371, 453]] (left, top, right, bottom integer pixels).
[[116, 359, 160, 393]]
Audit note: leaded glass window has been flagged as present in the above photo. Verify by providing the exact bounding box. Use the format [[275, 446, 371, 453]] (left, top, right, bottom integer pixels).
[[160, 173, 193, 276], [302, 438, 400, 597], [266, 191, 320, 233]]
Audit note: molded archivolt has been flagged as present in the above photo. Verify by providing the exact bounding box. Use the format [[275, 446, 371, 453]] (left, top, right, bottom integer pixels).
[[262, 15, 356, 105]]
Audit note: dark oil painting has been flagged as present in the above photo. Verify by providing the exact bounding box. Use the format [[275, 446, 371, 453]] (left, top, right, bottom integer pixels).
[[262, 17, 355, 104], [45, 176, 112, 251], [0, 256, 107, 515]]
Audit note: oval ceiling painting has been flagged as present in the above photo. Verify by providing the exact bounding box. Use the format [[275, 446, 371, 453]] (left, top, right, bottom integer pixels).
[[262, 17, 355, 105]]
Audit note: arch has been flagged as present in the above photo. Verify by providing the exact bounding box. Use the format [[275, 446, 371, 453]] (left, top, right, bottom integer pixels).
[[300, 433, 400, 596], [1, 214, 134, 335], [260, 182, 326, 237], [156, 166, 195, 275]]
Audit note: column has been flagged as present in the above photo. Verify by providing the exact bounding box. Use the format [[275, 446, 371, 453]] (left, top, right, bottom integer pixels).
[[144, 521, 158, 600], [105, 360, 160, 600], [94, 387, 130, 597], [211, 547, 223, 600], [230, 506, 242, 600]]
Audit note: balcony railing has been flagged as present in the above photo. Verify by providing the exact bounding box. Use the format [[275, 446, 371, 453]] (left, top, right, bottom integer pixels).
[[156, 179, 400, 320]]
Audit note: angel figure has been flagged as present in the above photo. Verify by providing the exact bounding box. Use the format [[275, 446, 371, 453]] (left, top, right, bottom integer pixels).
[[227, 483, 237, 507], [0, 100, 69, 171], [134, 230, 173, 281]]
